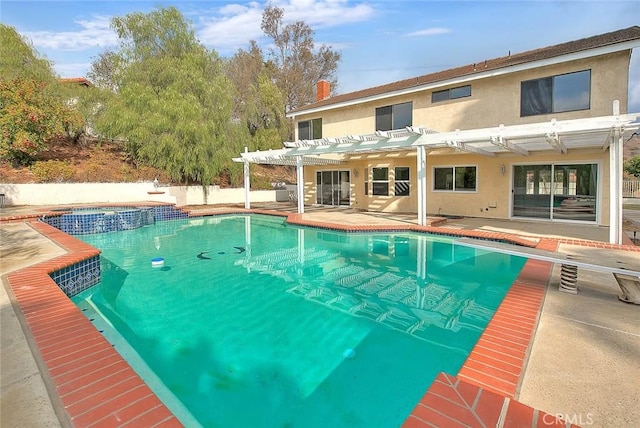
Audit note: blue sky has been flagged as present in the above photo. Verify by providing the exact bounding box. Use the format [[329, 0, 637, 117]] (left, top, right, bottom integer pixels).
[[2, 0, 639, 112]]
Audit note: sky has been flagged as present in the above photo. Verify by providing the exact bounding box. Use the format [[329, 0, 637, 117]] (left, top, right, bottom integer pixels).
[[2, 0, 639, 112]]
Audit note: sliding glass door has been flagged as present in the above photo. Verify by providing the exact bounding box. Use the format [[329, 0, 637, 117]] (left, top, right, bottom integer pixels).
[[513, 163, 597, 221], [316, 170, 350, 206]]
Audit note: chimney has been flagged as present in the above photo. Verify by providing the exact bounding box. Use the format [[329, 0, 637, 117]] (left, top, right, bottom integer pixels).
[[316, 80, 331, 102]]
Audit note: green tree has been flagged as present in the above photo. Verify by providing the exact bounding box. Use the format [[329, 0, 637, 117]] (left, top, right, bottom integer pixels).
[[0, 25, 56, 82], [92, 7, 243, 185], [260, 5, 341, 112], [225, 41, 289, 151], [0, 78, 84, 165], [0, 25, 84, 165], [87, 50, 121, 92], [624, 156, 640, 178]]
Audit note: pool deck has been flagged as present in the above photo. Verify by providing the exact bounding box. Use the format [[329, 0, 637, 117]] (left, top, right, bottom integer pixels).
[[2, 202, 640, 427]]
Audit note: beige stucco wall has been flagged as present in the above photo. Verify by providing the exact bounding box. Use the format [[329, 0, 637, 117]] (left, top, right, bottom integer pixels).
[[293, 51, 629, 225], [293, 52, 631, 138], [302, 148, 610, 225]]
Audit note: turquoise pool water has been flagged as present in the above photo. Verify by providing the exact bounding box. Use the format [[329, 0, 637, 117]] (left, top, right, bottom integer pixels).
[[73, 215, 526, 427]]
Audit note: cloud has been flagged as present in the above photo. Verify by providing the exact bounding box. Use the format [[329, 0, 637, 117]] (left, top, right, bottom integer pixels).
[[197, 0, 375, 53], [282, 0, 374, 28], [23, 16, 117, 51], [197, 2, 265, 52], [404, 27, 451, 38]]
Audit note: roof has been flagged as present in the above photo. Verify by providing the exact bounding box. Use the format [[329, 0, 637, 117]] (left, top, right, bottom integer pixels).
[[288, 26, 640, 116], [59, 77, 92, 87]]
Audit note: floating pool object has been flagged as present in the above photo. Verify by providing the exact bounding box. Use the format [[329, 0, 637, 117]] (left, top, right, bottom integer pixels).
[[151, 257, 165, 268], [343, 348, 356, 359]]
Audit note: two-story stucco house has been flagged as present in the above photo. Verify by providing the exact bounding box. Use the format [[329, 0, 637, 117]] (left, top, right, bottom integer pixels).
[[237, 26, 640, 244]]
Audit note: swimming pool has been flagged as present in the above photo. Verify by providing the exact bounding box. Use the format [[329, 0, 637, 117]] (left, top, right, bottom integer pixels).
[[72, 215, 527, 427]]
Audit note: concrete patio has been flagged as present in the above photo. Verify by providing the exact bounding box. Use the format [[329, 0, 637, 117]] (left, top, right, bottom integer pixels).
[[1, 203, 639, 427]]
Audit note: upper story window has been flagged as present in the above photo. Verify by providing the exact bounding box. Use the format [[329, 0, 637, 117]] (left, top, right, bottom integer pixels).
[[298, 118, 322, 140], [375, 102, 412, 131], [521, 70, 591, 117], [431, 85, 471, 103], [434, 166, 477, 192]]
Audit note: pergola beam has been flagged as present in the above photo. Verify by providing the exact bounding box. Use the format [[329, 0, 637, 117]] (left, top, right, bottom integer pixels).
[[545, 132, 567, 154], [447, 140, 496, 157], [490, 136, 529, 155]]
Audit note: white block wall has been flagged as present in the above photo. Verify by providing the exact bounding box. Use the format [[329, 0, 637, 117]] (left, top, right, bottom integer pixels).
[[0, 182, 280, 207]]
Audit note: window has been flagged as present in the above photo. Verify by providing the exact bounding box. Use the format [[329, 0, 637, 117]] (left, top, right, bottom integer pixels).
[[372, 167, 389, 196], [375, 102, 412, 131], [434, 166, 476, 191], [431, 85, 471, 103], [513, 163, 597, 221], [521, 70, 590, 116], [394, 167, 410, 196], [364, 168, 369, 195], [298, 118, 322, 140]]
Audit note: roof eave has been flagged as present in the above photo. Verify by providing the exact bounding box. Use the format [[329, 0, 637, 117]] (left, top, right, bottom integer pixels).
[[287, 40, 640, 119]]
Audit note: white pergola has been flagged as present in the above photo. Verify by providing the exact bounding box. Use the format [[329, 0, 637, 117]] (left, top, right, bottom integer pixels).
[[234, 110, 640, 244]]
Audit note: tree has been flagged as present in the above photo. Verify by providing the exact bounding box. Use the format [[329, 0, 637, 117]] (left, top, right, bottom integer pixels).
[[260, 5, 341, 112], [0, 78, 84, 165], [92, 7, 243, 185], [624, 156, 640, 178], [225, 41, 289, 151], [0, 25, 56, 83], [87, 50, 121, 92], [0, 25, 83, 165]]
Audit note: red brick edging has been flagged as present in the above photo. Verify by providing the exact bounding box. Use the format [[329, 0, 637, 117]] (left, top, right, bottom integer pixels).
[[5, 221, 182, 427]]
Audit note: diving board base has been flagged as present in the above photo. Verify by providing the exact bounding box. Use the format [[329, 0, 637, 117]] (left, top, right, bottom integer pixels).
[[613, 273, 640, 304]]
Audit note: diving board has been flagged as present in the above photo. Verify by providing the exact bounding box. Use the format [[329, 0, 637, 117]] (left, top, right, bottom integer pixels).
[[454, 237, 640, 295]]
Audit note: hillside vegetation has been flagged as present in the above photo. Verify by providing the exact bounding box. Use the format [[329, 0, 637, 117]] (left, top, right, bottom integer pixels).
[[0, 139, 296, 187]]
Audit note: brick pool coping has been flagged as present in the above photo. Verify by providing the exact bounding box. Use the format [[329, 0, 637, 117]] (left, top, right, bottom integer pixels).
[[4, 207, 639, 427]]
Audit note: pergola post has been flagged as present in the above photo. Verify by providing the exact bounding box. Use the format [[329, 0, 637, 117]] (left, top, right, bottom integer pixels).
[[243, 147, 250, 209], [609, 102, 623, 244], [416, 146, 427, 226], [609, 130, 623, 244], [296, 156, 304, 214]]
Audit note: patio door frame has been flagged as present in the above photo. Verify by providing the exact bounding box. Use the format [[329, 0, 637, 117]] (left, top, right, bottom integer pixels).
[[510, 160, 602, 223], [316, 169, 351, 206]]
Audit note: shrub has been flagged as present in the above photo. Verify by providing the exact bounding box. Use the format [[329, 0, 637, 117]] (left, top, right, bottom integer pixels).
[[31, 160, 75, 182], [0, 78, 83, 166], [119, 164, 135, 182], [84, 161, 112, 182], [250, 174, 273, 190]]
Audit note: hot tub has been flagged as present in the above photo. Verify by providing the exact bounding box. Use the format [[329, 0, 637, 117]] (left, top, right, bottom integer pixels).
[[54, 207, 155, 235]]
